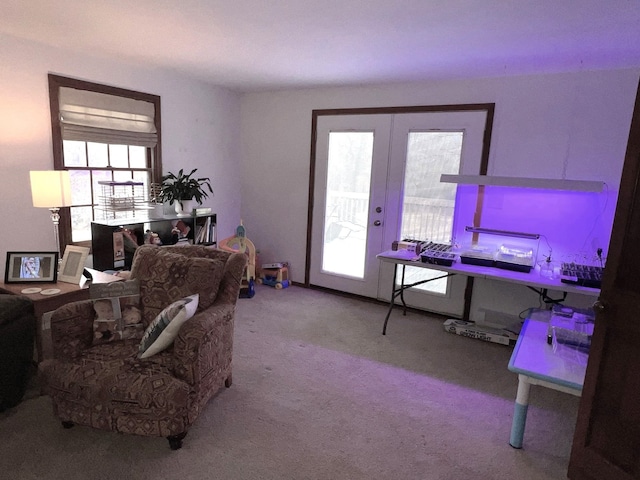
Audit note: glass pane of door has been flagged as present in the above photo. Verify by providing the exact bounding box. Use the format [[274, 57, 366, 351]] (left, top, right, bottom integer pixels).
[[311, 114, 391, 299], [398, 131, 463, 293], [322, 132, 373, 278]]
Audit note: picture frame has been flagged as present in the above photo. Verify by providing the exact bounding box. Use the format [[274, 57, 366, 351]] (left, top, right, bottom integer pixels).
[[58, 245, 90, 285], [4, 251, 59, 283]]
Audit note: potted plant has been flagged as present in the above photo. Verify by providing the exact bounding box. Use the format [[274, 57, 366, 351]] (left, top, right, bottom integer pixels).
[[160, 168, 213, 215]]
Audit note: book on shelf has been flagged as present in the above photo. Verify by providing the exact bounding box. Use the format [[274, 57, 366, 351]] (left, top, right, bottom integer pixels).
[[194, 217, 211, 244], [205, 217, 211, 243], [194, 225, 204, 244], [193, 207, 212, 216]]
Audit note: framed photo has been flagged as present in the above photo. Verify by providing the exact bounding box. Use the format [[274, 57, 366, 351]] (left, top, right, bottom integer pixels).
[[4, 251, 58, 283], [58, 245, 90, 285]]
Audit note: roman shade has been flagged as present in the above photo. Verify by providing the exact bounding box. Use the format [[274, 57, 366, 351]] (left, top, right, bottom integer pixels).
[[59, 87, 158, 147]]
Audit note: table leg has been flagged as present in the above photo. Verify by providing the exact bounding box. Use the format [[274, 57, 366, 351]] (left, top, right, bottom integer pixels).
[[381, 264, 454, 335], [382, 264, 398, 335], [510, 374, 531, 449], [399, 265, 407, 315]]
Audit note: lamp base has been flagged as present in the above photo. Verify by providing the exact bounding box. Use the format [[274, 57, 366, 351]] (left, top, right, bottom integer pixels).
[[49, 207, 62, 259]]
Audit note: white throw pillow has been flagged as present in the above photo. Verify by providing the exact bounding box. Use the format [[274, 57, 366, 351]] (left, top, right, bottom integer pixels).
[[138, 294, 199, 359]]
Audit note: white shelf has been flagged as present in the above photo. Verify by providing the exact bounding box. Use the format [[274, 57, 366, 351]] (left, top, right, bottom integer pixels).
[[440, 174, 603, 192]]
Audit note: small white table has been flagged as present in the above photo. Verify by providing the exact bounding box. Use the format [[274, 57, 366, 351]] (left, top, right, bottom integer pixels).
[[507, 315, 586, 448]]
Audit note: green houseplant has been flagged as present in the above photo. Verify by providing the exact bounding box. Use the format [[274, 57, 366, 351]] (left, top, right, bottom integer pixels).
[[160, 168, 213, 214]]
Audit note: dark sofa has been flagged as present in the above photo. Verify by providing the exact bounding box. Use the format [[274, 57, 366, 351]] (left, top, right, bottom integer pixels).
[[0, 294, 37, 411]]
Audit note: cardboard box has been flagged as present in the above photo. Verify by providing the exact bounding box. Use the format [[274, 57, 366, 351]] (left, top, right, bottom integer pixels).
[[397, 241, 420, 253], [443, 319, 518, 346]]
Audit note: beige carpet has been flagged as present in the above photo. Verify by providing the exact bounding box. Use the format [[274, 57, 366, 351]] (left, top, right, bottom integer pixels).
[[1, 285, 579, 479]]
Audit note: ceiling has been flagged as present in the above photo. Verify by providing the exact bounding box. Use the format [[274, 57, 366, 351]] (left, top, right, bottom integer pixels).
[[2, 0, 640, 92]]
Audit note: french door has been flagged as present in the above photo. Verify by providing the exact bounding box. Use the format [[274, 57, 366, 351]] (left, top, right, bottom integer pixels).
[[309, 108, 490, 317], [310, 114, 392, 298]]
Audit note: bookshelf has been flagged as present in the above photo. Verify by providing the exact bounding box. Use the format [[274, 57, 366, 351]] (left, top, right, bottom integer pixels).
[[90, 213, 217, 271]]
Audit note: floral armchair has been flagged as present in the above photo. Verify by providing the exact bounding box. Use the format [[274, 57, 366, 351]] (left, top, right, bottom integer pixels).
[[40, 245, 247, 449]]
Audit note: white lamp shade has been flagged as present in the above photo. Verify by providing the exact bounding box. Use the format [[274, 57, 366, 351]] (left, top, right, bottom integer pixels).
[[30, 170, 72, 208]]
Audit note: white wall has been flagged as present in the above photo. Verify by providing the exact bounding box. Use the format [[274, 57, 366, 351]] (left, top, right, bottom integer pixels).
[[0, 33, 242, 275], [3, 30, 638, 319], [239, 69, 640, 316]]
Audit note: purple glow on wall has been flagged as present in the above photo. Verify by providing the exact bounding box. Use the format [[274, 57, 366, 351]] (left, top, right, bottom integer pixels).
[[452, 185, 609, 266]]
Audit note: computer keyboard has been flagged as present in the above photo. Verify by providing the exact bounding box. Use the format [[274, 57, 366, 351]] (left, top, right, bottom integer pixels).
[[560, 262, 604, 289]]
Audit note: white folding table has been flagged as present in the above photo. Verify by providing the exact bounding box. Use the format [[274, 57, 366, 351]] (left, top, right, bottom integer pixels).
[[376, 249, 599, 334]]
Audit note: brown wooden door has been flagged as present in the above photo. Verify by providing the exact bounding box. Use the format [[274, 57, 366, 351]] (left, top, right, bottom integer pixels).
[[568, 79, 640, 480]]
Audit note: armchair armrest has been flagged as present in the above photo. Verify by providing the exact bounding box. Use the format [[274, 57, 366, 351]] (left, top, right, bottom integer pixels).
[[49, 300, 96, 360], [213, 252, 248, 307], [172, 251, 245, 385], [172, 304, 235, 386]]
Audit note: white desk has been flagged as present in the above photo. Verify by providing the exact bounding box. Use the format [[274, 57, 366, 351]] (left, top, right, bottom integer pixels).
[[507, 315, 586, 448], [376, 250, 599, 334]]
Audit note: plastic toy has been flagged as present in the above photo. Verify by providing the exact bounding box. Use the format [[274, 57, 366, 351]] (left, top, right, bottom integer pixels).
[[218, 221, 256, 298], [259, 265, 289, 289]]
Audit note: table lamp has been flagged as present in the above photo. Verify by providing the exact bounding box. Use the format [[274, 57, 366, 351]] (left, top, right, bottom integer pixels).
[[30, 170, 72, 257]]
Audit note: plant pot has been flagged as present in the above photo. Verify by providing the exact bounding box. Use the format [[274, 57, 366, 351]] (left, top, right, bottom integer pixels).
[[149, 204, 164, 219], [175, 200, 195, 216]]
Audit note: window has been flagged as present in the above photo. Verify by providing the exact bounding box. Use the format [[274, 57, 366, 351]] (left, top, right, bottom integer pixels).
[[48, 74, 162, 248]]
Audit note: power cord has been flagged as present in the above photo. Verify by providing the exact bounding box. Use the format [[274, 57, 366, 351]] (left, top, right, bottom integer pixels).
[[540, 234, 553, 260]]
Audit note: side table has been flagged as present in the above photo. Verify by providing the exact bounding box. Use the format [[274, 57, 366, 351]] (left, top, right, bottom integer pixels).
[[507, 313, 585, 448], [0, 269, 123, 362]]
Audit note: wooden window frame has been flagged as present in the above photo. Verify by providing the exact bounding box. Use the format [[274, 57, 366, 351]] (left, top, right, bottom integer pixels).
[[48, 74, 162, 251]]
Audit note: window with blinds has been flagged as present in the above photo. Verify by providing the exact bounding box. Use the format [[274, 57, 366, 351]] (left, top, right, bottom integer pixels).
[[48, 74, 162, 245]]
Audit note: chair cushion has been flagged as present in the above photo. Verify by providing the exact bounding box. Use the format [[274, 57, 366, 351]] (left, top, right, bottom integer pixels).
[[139, 294, 199, 358], [90, 280, 144, 345], [130, 246, 225, 326], [41, 341, 191, 437]]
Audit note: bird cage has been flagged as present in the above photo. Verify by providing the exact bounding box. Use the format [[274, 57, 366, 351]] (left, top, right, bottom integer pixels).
[[148, 182, 165, 218], [149, 183, 163, 205], [97, 181, 147, 220]]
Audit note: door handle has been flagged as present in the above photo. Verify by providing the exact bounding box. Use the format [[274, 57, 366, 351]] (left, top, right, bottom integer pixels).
[[593, 300, 606, 312], [373, 220, 382, 226]]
